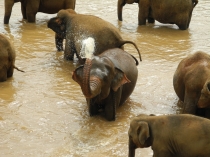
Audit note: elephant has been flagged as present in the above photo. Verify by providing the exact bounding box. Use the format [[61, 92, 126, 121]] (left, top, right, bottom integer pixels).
[[117, 0, 198, 30], [72, 48, 138, 121], [4, 0, 76, 24], [128, 114, 210, 157], [47, 9, 142, 63], [0, 34, 24, 82], [173, 51, 210, 118]]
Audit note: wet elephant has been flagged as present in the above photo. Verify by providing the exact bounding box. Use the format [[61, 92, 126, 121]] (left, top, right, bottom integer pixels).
[[173, 51, 210, 118], [0, 34, 24, 82], [117, 0, 198, 30], [72, 48, 138, 121], [128, 114, 210, 157], [4, 0, 76, 24], [47, 9, 142, 63]]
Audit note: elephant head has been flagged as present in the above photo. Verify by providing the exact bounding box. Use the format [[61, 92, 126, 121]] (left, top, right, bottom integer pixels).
[[117, 0, 139, 21], [198, 81, 210, 108], [72, 57, 130, 99], [128, 117, 152, 157], [47, 9, 76, 37]]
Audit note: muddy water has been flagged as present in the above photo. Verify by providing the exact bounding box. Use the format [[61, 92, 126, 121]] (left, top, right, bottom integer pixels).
[[0, 0, 209, 157]]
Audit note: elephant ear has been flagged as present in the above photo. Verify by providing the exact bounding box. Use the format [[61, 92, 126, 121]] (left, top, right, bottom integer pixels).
[[137, 121, 150, 145], [47, 17, 66, 35], [72, 65, 84, 87], [111, 68, 131, 92]]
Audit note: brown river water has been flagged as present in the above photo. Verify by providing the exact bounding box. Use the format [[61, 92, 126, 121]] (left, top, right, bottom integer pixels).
[[0, 0, 209, 157]]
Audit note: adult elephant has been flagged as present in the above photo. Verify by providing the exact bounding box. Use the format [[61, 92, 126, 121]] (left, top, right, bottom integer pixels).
[[72, 48, 138, 121], [117, 0, 198, 30], [128, 114, 210, 157], [0, 34, 24, 82], [173, 51, 210, 118], [47, 9, 142, 63], [4, 0, 76, 24]]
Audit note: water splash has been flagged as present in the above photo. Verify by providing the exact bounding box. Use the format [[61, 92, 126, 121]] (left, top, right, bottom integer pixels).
[[80, 37, 95, 59]]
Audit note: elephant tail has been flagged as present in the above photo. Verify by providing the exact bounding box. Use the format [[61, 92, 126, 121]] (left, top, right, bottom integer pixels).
[[13, 65, 25, 73], [119, 40, 142, 62]]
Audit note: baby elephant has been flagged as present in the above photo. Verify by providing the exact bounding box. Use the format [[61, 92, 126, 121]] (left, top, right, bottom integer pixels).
[[0, 34, 24, 82], [173, 51, 210, 117], [128, 114, 210, 157], [72, 48, 138, 121]]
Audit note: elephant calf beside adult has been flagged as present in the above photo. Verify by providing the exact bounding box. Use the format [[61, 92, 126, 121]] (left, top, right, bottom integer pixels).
[[72, 48, 139, 121], [4, 0, 76, 24], [0, 34, 24, 82], [118, 0, 198, 30], [128, 114, 210, 157], [47, 9, 142, 63], [173, 51, 210, 118]]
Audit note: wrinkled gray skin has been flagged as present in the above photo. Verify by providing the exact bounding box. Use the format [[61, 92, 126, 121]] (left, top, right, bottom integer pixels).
[[47, 9, 142, 63], [173, 51, 210, 118], [4, 0, 76, 24], [118, 0, 198, 30], [72, 48, 138, 121], [0, 34, 24, 82], [128, 114, 210, 157]]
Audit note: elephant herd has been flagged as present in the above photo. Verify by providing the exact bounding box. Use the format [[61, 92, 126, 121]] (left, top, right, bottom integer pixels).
[[1, 0, 210, 157]]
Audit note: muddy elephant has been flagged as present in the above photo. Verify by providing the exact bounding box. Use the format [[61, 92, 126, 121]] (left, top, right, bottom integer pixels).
[[0, 34, 24, 82], [128, 114, 210, 157], [72, 48, 138, 121], [118, 0, 198, 30], [173, 51, 210, 118], [4, 0, 76, 24], [47, 9, 142, 63]]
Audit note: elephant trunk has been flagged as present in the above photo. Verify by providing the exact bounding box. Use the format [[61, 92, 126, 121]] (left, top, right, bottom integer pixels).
[[82, 59, 92, 98], [4, 0, 15, 24], [82, 59, 101, 98], [118, 0, 125, 21], [89, 76, 101, 98]]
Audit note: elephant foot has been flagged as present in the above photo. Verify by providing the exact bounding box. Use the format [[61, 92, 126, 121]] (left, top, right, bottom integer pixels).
[[56, 45, 63, 51], [64, 54, 74, 60], [147, 17, 155, 23]]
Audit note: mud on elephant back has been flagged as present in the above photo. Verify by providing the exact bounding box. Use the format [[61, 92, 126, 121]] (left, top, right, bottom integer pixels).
[[0, 34, 24, 82], [47, 9, 142, 63], [117, 0, 198, 30], [173, 51, 210, 119], [72, 48, 139, 121], [128, 114, 210, 157], [4, 0, 76, 24]]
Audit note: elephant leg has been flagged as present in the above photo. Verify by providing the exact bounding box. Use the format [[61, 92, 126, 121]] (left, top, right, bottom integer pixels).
[[176, 16, 189, 30], [7, 65, 14, 78], [104, 88, 122, 121], [4, 0, 14, 24], [55, 33, 64, 51], [182, 90, 198, 114], [138, 6, 149, 25], [21, 3, 27, 20], [64, 40, 75, 60], [0, 67, 7, 82], [205, 108, 210, 119], [147, 8, 154, 23], [147, 17, 155, 23], [128, 138, 136, 157], [87, 98, 99, 116], [26, 12, 36, 23]]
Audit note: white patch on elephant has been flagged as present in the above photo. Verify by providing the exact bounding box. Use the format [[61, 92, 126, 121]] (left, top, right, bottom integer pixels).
[[80, 37, 95, 59]]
